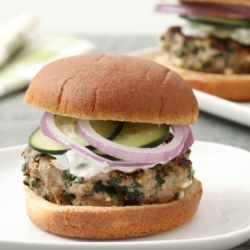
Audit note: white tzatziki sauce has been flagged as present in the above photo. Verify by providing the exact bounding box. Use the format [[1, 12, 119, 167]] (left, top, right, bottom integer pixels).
[[51, 150, 155, 179], [181, 22, 250, 45]]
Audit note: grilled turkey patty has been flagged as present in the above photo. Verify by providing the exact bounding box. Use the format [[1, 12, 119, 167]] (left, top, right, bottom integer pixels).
[[22, 146, 194, 207], [160, 26, 250, 74]]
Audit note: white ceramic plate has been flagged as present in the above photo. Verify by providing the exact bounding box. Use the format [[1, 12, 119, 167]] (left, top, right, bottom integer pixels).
[[1, 142, 250, 250], [129, 47, 250, 127]]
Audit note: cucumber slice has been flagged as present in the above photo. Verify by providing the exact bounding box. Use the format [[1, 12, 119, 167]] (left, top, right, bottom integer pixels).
[[29, 128, 69, 155], [113, 122, 169, 148], [54, 116, 89, 147], [90, 120, 123, 140], [29, 116, 123, 155], [181, 15, 250, 28], [91, 123, 169, 161]]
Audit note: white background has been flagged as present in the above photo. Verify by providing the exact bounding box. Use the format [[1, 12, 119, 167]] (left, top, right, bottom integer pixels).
[[0, 0, 182, 35]]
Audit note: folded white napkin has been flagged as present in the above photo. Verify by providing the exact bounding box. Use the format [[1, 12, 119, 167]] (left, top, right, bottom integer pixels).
[[0, 12, 38, 67], [0, 13, 96, 97]]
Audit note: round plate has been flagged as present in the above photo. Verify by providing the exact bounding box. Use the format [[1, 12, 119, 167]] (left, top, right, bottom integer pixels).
[[1, 141, 250, 250]]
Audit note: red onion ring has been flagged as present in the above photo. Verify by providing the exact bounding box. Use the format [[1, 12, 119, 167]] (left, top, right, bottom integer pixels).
[[180, 126, 194, 155], [155, 3, 250, 19], [181, 2, 250, 17], [40, 112, 147, 167], [77, 119, 193, 164], [40, 112, 194, 166]]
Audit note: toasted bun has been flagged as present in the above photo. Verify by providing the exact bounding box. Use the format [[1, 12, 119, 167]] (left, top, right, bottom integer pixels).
[[24, 54, 198, 125], [180, 0, 250, 6], [24, 178, 202, 239], [156, 54, 250, 101]]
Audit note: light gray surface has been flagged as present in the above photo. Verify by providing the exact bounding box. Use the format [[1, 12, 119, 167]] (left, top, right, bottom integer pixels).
[[0, 36, 250, 250]]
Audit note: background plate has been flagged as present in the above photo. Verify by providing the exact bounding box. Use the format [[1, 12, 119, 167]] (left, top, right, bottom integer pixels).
[[1, 142, 250, 250]]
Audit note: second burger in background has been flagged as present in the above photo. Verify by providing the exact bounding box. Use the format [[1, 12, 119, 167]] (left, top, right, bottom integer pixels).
[[155, 0, 250, 101]]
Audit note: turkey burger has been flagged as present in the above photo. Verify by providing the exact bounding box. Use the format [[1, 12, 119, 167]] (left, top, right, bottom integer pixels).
[[22, 54, 202, 239]]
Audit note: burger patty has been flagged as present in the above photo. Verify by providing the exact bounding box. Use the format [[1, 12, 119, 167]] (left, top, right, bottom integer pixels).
[[22, 146, 195, 207], [160, 26, 250, 74]]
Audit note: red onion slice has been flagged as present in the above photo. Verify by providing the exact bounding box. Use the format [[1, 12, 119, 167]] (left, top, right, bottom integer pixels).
[[181, 2, 250, 17], [40, 112, 147, 167], [77, 120, 193, 164], [180, 126, 194, 155], [155, 3, 250, 19]]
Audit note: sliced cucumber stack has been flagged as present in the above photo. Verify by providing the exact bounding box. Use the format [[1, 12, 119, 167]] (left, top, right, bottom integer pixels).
[[29, 115, 169, 160]]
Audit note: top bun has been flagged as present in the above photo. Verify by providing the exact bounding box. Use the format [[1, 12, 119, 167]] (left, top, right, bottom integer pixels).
[[180, 0, 250, 5], [24, 54, 198, 125]]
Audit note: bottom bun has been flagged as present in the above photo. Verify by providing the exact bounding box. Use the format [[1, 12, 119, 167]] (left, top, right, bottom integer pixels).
[[156, 54, 250, 102], [24, 178, 202, 239]]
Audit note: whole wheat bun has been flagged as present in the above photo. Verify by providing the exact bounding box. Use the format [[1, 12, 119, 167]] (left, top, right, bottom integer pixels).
[[24, 54, 198, 125], [156, 54, 250, 101], [180, 0, 250, 6], [24, 178, 202, 239]]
